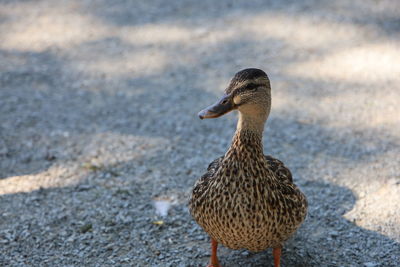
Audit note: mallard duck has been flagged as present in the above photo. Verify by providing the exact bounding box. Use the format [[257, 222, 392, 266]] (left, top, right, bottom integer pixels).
[[189, 68, 307, 267]]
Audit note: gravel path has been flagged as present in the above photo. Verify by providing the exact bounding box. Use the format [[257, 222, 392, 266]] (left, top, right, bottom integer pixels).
[[1, 0, 399, 266]]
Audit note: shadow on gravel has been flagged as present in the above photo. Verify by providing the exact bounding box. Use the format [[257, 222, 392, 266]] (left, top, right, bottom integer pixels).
[[2, 0, 399, 179], [1, 40, 399, 266], [216, 180, 399, 267], [89, 0, 400, 38], [1, 175, 399, 266]]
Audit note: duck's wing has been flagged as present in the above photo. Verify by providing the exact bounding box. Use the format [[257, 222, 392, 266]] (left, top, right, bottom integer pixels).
[[264, 155, 308, 224], [190, 156, 223, 195], [194, 156, 224, 187], [206, 156, 223, 174], [264, 155, 293, 183]]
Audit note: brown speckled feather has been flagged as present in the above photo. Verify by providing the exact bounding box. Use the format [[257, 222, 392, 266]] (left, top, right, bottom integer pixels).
[[189, 131, 307, 252], [264, 155, 293, 183]]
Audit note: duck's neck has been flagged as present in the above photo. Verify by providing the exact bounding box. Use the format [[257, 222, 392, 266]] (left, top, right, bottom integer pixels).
[[225, 112, 266, 159]]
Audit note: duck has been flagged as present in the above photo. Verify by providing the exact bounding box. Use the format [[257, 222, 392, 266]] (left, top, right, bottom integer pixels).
[[189, 68, 308, 267]]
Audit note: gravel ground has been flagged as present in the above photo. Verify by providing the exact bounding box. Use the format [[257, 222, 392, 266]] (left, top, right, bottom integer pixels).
[[1, 0, 400, 266]]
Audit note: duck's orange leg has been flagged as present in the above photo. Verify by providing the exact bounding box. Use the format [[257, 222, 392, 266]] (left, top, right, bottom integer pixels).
[[273, 246, 282, 267], [207, 238, 220, 267]]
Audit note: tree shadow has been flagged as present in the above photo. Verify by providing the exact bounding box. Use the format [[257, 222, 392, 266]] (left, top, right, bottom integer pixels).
[[1, 172, 399, 266], [211, 180, 399, 267], [1, 30, 398, 178], [85, 0, 400, 40]]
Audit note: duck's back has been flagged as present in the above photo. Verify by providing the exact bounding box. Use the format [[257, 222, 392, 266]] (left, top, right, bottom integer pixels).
[[189, 155, 307, 252]]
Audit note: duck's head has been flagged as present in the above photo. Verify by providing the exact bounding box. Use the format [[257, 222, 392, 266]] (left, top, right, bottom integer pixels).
[[198, 68, 271, 120]]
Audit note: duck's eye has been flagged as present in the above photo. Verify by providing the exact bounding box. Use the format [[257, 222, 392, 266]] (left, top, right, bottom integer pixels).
[[246, 84, 258, 91]]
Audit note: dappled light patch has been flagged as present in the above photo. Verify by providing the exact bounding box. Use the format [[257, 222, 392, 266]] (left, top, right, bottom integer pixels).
[[286, 43, 400, 84], [0, 2, 110, 51], [0, 133, 169, 195], [345, 177, 400, 238]]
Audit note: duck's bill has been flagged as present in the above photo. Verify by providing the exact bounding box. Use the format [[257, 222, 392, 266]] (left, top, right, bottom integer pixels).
[[198, 94, 235, 119]]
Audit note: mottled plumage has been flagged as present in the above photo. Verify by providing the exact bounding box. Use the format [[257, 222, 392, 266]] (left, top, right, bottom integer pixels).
[[189, 68, 307, 266]]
